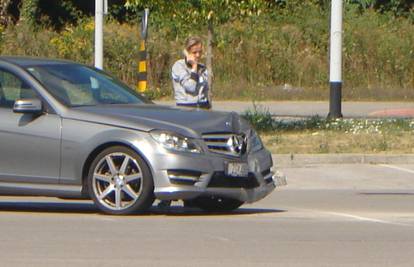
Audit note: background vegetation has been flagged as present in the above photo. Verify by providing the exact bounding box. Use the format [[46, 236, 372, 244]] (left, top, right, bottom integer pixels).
[[242, 106, 414, 153], [1, 0, 414, 101]]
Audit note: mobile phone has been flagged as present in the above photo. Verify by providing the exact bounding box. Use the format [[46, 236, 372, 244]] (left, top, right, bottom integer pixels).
[[183, 49, 195, 65]]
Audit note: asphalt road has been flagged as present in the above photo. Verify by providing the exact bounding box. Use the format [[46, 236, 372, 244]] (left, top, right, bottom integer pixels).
[[0, 163, 414, 267], [155, 100, 414, 118]]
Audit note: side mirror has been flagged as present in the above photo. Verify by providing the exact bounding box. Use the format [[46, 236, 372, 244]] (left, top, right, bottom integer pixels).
[[13, 99, 43, 114]]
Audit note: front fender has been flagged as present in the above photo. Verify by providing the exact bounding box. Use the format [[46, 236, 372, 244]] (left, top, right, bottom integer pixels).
[[59, 119, 154, 185]]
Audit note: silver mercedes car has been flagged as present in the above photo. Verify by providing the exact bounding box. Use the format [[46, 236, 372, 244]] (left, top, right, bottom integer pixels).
[[0, 57, 281, 215]]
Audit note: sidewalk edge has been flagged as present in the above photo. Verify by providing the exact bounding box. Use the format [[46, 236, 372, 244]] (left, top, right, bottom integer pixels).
[[273, 154, 414, 166]]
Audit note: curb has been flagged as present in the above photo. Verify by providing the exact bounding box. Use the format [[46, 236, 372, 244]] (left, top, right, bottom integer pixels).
[[272, 154, 414, 166]]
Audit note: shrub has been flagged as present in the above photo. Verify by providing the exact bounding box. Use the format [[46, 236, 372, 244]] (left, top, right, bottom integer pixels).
[[242, 103, 274, 131], [1, 3, 414, 101]]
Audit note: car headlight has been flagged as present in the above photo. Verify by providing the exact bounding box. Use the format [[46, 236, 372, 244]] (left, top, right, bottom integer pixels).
[[150, 130, 202, 154], [250, 130, 264, 152]]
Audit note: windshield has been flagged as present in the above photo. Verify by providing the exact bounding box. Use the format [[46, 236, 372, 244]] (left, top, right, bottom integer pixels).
[[26, 64, 150, 107]]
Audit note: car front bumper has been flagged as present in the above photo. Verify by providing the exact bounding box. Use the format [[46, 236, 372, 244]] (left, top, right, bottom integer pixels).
[[154, 177, 276, 203], [148, 147, 284, 203]]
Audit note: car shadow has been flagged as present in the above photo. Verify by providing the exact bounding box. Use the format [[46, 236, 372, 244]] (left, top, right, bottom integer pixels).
[[147, 206, 286, 217], [0, 200, 285, 216], [0, 201, 97, 214]]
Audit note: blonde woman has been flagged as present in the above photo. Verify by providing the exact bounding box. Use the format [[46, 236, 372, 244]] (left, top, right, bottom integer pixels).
[[171, 36, 210, 109]]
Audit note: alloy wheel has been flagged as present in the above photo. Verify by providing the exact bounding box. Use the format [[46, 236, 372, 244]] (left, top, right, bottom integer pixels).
[[92, 152, 144, 211]]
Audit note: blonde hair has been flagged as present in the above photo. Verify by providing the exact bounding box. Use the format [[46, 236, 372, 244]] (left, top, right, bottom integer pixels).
[[184, 36, 202, 51]]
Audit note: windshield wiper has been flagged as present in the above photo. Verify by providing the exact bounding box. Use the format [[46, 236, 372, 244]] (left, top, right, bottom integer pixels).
[[100, 101, 129, 105], [70, 104, 98, 107]]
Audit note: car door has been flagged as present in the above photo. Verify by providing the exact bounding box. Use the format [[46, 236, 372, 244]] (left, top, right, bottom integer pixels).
[[0, 67, 61, 184]]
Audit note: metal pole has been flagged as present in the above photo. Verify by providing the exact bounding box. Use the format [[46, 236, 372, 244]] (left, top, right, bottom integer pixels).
[[328, 0, 343, 118], [137, 8, 149, 93], [94, 0, 104, 69]]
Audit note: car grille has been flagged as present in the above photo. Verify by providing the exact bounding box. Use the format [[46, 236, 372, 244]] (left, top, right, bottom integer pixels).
[[202, 132, 247, 157], [208, 172, 259, 189]]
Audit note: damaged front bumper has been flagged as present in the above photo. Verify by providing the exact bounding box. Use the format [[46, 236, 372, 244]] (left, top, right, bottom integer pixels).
[[154, 166, 287, 203]]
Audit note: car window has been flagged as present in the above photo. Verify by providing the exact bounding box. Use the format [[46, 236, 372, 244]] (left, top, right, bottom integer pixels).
[[26, 64, 150, 107], [0, 69, 36, 108]]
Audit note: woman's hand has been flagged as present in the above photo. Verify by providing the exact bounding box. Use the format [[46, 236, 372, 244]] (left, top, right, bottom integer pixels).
[[186, 53, 198, 71]]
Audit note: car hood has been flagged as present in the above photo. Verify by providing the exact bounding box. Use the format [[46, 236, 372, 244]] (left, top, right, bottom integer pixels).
[[64, 104, 249, 138]]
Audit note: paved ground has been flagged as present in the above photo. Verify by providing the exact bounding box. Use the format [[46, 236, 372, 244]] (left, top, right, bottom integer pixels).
[[155, 100, 414, 118], [274, 154, 414, 166], [0, 163, 413, 266]]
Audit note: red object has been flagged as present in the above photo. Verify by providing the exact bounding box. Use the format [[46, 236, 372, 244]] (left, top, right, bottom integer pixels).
[[369, 109, 414, 117]]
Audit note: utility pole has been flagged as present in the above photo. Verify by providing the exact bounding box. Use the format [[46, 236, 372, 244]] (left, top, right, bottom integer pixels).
[[94, 0, 107, 70], [137, 8, 149, 93], [328, 0, 343, 118], [206, 20, 214, 104]]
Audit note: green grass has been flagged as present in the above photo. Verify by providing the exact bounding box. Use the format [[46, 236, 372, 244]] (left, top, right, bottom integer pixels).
[[242, 109, 414, 154], [242, 104, 414, 153], [261, 131, 414, 154]]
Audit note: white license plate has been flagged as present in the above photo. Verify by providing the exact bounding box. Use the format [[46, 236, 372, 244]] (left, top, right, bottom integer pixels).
[[226, 162, 249, 177]]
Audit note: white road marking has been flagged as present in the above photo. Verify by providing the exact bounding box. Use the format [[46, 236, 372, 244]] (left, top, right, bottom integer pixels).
[[246, 207, 413, 227], [378, 164, 414, 174], [324, 211, 412, 227], [211, 236, 231, 242]]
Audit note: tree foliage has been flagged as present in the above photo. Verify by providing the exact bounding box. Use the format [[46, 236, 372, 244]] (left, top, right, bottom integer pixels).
[[125, 0, 279, 37], [1, 0, 414, 31], [0, 0, 13, 26], [20, 0, 40, 27], [345, 0, 414, 15]]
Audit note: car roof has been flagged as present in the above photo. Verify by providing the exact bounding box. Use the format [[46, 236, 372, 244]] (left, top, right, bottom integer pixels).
[[0, 56, 77, 67]]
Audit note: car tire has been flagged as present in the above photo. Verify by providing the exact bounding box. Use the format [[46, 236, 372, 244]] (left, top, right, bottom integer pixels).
[[191, 196, 244, 212], [87, 146, 154, 215]]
